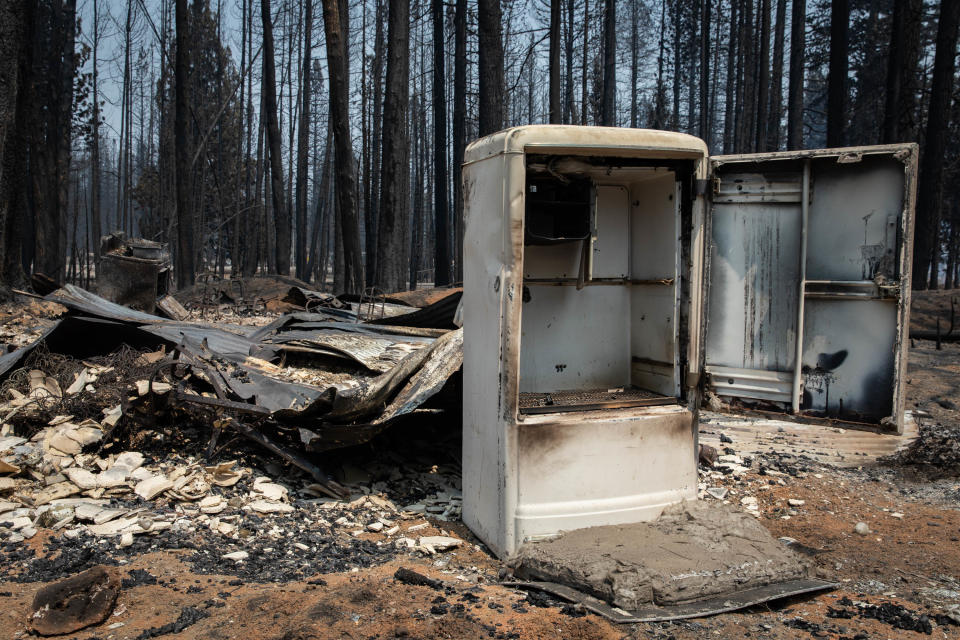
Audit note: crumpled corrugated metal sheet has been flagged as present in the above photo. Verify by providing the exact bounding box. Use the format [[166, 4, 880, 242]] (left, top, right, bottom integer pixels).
[[255, 317, 436, 373], [0, 286, 462, 453], [47, 284, 162, 324]]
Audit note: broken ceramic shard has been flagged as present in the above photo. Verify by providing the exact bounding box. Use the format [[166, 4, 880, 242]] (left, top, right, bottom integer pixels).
[[133, 475, 173, 500]]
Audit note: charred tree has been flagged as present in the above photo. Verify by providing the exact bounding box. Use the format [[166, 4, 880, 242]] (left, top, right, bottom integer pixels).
[[883, 0, 923, 144], [787, 0, 805, 150], [175, 0, 195, 287], [320, 0, 363, 292], [549, 0, 561, 124], [432, 0, 450, 285], [766, 0, 786, 150], [565, 0, 575, 123], [826, 0, 848, 147], [478, 0, 504, 136], [600, 0, 615, 126], [261, 0, 290, 276], [738, 0, 756, 152], [581, 0, 589, 124], [0, 0, 29, 292], [915, 0, 960, 290], [723, 0, 737, 152], [31, 0, 77, 283], [630, 0, 639, 128], [90, 0, 102, 264], [375, 0, 410, 291], [453, 0, 466, 280], [365, 0, 385, 286], [699, 0, 711, 141], [295, 0, 313, 281], [654, 0, 667, 130]]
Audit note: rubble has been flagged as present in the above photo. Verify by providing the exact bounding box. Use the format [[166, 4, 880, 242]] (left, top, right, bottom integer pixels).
[[0, 284, 462, 499], [887, 422, 960, 477], [0, 283, 476, 607]]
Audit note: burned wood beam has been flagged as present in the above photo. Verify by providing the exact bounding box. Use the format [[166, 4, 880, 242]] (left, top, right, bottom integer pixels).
[[172, 390, 272, 416]]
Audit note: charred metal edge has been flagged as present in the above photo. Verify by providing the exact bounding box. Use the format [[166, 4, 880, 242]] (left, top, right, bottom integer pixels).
[[503, 579, 837, 623]]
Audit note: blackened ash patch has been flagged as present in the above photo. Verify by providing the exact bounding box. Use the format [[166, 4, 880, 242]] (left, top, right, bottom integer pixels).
[[828, 597, 960, 635], [1, 507, 396, 585], [132, 606, 209, 639], [523, 590, 561, 609], [122, 568, 159, 588]]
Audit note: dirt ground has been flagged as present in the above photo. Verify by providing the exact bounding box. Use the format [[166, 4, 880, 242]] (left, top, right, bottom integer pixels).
[[3, 463, 960, 640], [2, 292, 960, 639]]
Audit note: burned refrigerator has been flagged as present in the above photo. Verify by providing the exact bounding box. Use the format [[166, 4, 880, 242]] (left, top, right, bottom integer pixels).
[[461, 125, 916, 558]]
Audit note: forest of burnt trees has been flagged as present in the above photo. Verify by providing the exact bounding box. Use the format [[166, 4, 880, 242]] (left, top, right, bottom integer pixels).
[[0, 0, 959, 296]]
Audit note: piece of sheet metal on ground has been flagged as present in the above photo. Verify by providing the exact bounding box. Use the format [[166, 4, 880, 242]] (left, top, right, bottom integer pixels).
[[503, 579, 837, 623]]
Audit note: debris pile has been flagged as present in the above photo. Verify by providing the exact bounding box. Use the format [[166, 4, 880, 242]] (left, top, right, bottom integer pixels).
[[888, 422, 960, 477], [0, 282, 474, 591], [0, 413, 472, 585], [0, 284, 463, 499], [0, 300, 65, 350]]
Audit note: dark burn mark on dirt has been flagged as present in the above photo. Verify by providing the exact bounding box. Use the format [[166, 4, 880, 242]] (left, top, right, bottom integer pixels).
[[122, 568, 158, 589], [0, 507, 396, 585], [826, 597, 960, 635], [132, 606, 209, 639]]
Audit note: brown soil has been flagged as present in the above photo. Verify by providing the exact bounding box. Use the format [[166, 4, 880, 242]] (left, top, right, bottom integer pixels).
[[5, 468, 960, 639]]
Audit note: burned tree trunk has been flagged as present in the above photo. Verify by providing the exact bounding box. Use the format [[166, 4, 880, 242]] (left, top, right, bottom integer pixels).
[[654, 0, 667, 130], [581, 0, 589, 124], [787, 0, 805, 150], [33, 0, 77, 284], [453, 0, 466, 280], [699, 0, 710, 141], [295, 0, 313, 281], [0, 0, 28, 292], [320, 0, 363, 292], [375, 0, 410, 291], [549, 0, 562, 124], [630, 1, 639, 128], [565, 0, 575, 123], [261, 0, 290, 276], [174, 0, 194, 288], [478, 0, 504, 136], [826, 0, 848, 147], [366, 0, 385, 286], [766, 0, 786, 150], [915, 0, 960, 290], [883, 0, 923, 144], [723, 0, 737, 152], [432, 0, 450, 285], [90, 0, 102, 265]]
